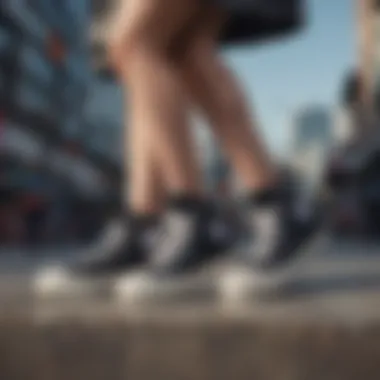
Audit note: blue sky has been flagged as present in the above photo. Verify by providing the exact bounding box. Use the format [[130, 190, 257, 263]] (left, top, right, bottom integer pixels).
[[223, 0, 355, 156]]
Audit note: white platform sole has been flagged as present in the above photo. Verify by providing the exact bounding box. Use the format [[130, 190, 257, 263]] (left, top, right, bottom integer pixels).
[[32, 265, 111, 300], [114, 269, 215, 306], [218, 231, 326, 303]]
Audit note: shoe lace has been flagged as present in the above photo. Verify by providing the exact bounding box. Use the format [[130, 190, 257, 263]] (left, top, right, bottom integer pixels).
[[93, 218, 129, 257], [247, 206, 283, 261], [150, 212, 195, 267]]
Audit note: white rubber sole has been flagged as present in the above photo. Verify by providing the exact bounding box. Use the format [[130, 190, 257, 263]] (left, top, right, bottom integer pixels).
[[217, 229, 326, 304], [32, 265, 110, 300], [113, 268, 215, 306], [217, 264, 295, 304]]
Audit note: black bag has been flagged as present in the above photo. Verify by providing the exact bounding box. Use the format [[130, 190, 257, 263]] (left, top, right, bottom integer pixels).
[[218, 0, 305, 46]]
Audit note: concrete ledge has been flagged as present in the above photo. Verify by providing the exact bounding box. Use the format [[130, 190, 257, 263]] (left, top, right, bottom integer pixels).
[[0, 302, 380, 380], [1, 251, 380, 380]]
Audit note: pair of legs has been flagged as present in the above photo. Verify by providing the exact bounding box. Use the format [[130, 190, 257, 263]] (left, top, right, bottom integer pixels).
[[35, 0, 319, 294], [108, 0, 277, 214]]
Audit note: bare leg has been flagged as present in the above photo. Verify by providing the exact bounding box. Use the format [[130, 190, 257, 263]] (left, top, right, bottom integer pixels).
[[172, 7, 322, 285], [108, 0, 204, 216], [178, 7, 278, 191], [124, 122, 166, 215]]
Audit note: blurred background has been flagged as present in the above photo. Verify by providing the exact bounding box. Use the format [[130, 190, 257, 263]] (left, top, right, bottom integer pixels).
[[1, 0, 380, 250]]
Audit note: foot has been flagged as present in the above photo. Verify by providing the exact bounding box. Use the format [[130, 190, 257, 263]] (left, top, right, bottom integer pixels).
[[220, 185, 322, 299], [68, 216, 151, 276], [245, 198, 319, 270], [34, 215, 158, 296], [149, 200, 235, 276], [115, 198, 235, 303]]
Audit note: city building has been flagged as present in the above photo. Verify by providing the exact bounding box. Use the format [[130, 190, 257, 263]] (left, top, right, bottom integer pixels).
[[0, 0, 118, 199], [0, 0, 89, 134], [291, 106, 333, 191], [293, 106, 332, 149], [0, 1, 128, 245], [84, 67, 124, 163]]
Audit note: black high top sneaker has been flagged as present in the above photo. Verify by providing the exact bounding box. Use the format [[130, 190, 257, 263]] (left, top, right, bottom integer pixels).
[[114, 197, 236, 304], [204, 199, 241, 258], [219, 183, 322, 300], [34, 214, 158, 298]]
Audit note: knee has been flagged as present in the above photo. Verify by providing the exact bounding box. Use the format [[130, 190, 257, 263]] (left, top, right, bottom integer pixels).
[[107, 16, 173, 77], [107, 27, 153, 75]]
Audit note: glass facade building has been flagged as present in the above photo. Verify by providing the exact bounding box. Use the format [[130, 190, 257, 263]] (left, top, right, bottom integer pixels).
[[291, 106, 333, 191], [293, 107, 332, 151], [0, 0, 90, 136], [0, 0, 122, 197], [0, 1, 123, 246]]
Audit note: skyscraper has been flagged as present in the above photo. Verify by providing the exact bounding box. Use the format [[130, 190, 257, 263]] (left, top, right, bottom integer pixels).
[[0, 0, 116, 197], [291, 106, 332, 191], [293, 107, 332, 151], [0, 0, 89, 136]]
